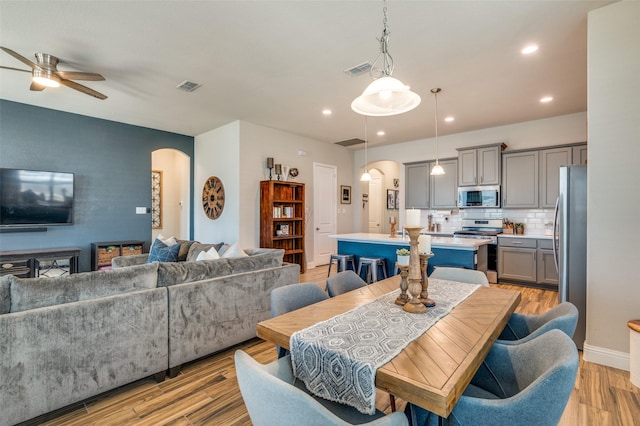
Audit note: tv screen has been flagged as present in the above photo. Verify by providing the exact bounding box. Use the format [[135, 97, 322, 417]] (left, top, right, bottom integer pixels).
[[0, 168, 74, 226]]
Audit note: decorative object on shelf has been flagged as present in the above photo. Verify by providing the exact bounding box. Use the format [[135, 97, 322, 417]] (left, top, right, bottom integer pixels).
[[360, 116, 371, 181], [202, 176, 225, 220], [151, 170, 162, 229], [389, 216, 397, 238], [515, 222, 525, 234], [395, 263, 410, 305], [341, 185, 351, 204], [430, 88, 445, 176], [396, 248, 410, 266], [267, 157, 274, 180], [387, 189, 396, 209], [403, 226, 427, 314], [350, 0, 420, 117], [274, 164, 283, 180], [280, 224, 290, 236], [419, 253, 436, 307], [289, 167, 299, 179]]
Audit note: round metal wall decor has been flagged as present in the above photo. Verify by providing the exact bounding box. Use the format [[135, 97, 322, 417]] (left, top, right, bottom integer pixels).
[[202, 176, 225, 219]]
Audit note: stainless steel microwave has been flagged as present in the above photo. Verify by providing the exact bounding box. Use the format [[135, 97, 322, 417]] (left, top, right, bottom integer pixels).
[[458, 185, 501, 208]]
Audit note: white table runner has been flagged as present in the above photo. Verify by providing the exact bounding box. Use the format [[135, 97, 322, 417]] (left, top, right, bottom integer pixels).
[[290, 279, 480, 415]]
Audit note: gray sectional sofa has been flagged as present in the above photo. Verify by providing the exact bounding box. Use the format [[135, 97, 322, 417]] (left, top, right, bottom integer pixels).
[[0, 246, 299, 426]]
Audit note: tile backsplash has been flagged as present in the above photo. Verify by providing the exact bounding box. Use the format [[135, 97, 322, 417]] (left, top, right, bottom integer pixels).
[[417, 208, 555, 235]]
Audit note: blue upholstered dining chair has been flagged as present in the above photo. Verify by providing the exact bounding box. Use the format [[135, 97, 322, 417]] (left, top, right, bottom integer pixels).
[[497, 302, 579, 345], [429, 267, 489, 286], [235, 350, 409, 426], [326, 270, 368, 297], [404, 329, 578, 426], [270, 282, 329, 358]]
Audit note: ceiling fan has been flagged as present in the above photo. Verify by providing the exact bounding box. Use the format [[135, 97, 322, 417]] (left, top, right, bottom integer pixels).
[[0, 46, 107, 100]]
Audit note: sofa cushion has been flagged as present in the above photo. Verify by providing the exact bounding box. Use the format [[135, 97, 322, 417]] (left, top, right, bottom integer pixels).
[[176, 239, 198, 262], [196, 247, 220, 261], [226, 248, 285, 274], [221, 242, 249, 259], [157, 258, 232, 287], [147, 239, 180, 263], [0, 275, 10, 314], [186, 242, 224, 262], [9, 262, 159, 313]]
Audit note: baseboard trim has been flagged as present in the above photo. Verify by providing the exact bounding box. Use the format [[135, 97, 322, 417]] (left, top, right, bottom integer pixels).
[[306, 261, 317, 270], [583, 342, 630, 371]]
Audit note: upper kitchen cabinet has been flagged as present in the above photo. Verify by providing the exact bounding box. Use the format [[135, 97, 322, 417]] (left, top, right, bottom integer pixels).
[[502, 151, 539, 208], [572, 144, 588, 165], [457, 143, 506, 186], [540, 147, 572, 208], [430, 158, 458, 208], [405, 162, 430, 209]]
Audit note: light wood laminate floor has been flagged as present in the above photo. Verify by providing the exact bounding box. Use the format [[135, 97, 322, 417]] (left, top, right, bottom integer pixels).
[[26, 266, 640, 426]]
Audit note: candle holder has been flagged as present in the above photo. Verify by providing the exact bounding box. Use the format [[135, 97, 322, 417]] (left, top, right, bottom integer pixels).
[[419, 253, 436, 307], [390, 221, 397, 238], [403, 226, 427, 314], [275, 164, 282, 180], [395, 263, 410, 305], [267, 157, 274, 180]]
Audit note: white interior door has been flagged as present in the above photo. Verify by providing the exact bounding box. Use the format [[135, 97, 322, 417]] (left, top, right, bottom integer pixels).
[[368, 169, 383, 233], [314, 163, 337, 266]]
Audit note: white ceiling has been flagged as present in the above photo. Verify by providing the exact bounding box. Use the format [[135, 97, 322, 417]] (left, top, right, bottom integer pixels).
[[0, 1, 612, 147]]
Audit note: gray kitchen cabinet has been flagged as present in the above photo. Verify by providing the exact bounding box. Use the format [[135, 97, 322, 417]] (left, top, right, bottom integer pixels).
[[572, 144, 588, 165], [537, 248, 559, 285], [457, 143, 504, 186], [430, 158, 458, 208], [540, 147, 572, 208], [405, 162, 430, 209], [498, 246, 537, 283], [502, 151, 539, 208]]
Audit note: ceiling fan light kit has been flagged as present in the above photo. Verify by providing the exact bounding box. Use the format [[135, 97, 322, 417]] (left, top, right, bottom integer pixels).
[[351, 0, 420, 117]]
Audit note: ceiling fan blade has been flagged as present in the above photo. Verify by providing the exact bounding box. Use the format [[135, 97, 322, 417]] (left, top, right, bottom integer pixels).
[[0, 46, 39, 69], [30, 81, 46, 91], [0, 65, 31, 73], [59, 78, 107, 100], [56, 71, 105, 81]]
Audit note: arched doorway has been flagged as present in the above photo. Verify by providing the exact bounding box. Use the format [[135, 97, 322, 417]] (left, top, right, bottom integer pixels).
[[151, 148, 191, 240]]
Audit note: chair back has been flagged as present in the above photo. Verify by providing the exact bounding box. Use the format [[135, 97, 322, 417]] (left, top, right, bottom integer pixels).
[[499, 302, 579, 343], [326, 270, 367, 297], [429, 267, 489, 286]]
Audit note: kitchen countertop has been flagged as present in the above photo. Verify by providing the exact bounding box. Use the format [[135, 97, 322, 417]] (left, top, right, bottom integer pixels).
[[498, 233, 553, 240], [330, 233, 493, 250]]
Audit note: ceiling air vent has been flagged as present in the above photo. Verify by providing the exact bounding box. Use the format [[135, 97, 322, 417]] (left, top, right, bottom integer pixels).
[[344, 62, 372, 77], [335, 138, 364, 147], [176, 80, 202, 92]]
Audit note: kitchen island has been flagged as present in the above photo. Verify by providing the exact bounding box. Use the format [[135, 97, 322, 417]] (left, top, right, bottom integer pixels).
[[331, 233, 493, 277]]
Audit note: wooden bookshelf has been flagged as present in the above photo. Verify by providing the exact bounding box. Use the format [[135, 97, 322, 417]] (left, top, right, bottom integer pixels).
[[260, 180, 305, 273]]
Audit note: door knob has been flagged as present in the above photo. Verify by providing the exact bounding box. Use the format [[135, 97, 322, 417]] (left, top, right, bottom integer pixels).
[[316, 227, 319, 231]]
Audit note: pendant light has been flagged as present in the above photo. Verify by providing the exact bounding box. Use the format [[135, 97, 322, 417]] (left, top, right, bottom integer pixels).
[[360, 116, 372, 181], [351, 0, 421, 117], [430, 88, 445, 176]]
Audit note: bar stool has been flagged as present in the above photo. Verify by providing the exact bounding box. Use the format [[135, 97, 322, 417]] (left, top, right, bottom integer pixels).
[[327, 254, 356, 277], [357, 257, 388, 283]]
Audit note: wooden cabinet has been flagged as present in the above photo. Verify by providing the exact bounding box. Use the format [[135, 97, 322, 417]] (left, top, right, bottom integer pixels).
[[405, 162, 430, 209], [572, 144, 588, 165], [430, 159, 458, 208], [260, 180, 305, 273], [91, 240, 145, 270], [540, 147, 572, 208], [498, 237, 537, 283], [458, 143, 505, 186], [502, 151, 539, 208]]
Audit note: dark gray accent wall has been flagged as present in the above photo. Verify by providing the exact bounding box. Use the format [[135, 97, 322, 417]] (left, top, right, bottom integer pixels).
[[0, 100, 194, 271]]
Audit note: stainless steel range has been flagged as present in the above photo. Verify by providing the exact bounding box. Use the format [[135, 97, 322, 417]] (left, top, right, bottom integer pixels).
[[454, 219, 502, 273]]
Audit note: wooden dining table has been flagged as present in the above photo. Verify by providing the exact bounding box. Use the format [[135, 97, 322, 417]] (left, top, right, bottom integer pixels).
[[256, 276, 521, 418]]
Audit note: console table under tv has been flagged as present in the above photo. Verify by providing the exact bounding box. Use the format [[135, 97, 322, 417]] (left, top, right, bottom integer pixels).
[[0, 247, 81, 278]]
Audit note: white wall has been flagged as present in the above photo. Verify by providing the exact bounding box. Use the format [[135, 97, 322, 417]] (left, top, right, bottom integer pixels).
[[584, 1, 640, 369], [194, 121, 241, 245], [151, 149, 190, 240], [353, 112, 587, 230]]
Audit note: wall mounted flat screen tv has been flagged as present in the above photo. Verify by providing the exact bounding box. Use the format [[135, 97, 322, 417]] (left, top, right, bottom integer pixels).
[[0, 168, 74, 226]]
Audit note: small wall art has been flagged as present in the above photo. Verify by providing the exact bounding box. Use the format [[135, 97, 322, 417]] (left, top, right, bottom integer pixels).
[[341, 185, 351, 204]]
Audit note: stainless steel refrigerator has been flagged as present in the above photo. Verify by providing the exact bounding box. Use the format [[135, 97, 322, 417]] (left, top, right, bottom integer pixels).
[[553, 165, 587, 349]]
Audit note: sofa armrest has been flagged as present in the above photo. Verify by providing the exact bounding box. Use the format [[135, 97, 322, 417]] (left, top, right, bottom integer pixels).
[[112, 253, 149, 268]]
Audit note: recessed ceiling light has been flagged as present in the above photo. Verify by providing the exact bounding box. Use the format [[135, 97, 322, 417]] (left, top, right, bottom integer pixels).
[[377, 130, 385, 136], [444, 116, 454, 122], [322, 109, 332, 116], [540, 96, 553, 103], [521, 44, 539, 55]]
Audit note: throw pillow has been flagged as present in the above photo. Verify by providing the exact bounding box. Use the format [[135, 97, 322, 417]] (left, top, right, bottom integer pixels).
[[196, 247, 220, 261], [186, 242, 224, 262], [147, 239, 180, 263], [221, 242, 249, 259], [176, 239, 198, 262], [150, 234, 178, 252]]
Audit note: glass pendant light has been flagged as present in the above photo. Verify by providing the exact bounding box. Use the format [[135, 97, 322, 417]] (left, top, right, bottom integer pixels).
[[351, 0, 421, 117], [430, 88, 445, 176], [360, 116, 372, 181]]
